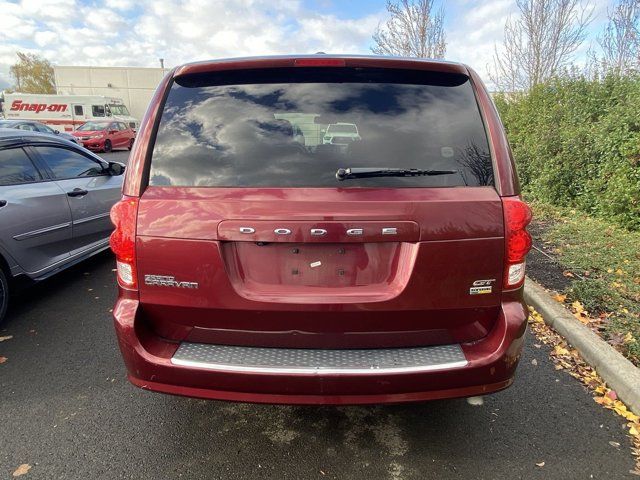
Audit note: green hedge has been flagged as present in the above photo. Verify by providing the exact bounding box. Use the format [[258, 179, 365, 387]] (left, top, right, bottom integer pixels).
[[494, 75, 640, 230]]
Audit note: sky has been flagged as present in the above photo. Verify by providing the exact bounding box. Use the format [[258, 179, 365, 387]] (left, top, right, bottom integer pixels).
[[0, 0, 612, 90]]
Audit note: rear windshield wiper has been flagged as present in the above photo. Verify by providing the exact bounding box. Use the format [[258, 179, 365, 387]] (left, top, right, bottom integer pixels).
[[335, 167, 458, 181]]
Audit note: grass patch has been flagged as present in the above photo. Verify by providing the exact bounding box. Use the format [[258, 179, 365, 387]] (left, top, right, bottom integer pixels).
[[530, 201, 640, 366]]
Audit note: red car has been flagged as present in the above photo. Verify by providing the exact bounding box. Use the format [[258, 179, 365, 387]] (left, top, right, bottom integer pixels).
[[110, 55, 532, 405], [72, 120, 135, 152]]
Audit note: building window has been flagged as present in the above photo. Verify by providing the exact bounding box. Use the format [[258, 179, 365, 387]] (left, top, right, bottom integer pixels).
[[73, 105, 84, 116]]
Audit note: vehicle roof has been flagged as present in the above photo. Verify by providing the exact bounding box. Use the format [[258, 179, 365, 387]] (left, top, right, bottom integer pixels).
[[78, 120, 115, 127], [0, 119, 39, 124], [173, 54, 470, 78], [0, 128, 85, 149]]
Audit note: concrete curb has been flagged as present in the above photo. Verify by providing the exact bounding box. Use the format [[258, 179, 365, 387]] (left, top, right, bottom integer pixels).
[[524, 277, 640, 415]]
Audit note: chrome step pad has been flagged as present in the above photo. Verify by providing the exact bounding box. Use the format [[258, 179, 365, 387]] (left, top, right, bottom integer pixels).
[[171, 342, 467, 374]]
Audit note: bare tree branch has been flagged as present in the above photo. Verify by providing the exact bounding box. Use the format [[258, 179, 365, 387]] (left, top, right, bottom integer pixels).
[[372, 0, 446, 58], [599, 0, 640, 74], [490, 0, 593, 91]]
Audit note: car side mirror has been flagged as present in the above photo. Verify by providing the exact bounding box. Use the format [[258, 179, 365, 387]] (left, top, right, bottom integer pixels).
[[108, 162, 125, 176], [54, 130, 60, 134]]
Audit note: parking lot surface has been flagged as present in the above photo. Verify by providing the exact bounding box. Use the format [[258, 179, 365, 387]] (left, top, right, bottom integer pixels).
[[0, 152, 635, 479]]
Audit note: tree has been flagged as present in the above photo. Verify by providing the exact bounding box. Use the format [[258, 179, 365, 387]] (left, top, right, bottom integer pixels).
[[9, 52, 56, 94], [599, 0, 640, 74], [371, 0, 446, 59], [490, 0, 593, 91]]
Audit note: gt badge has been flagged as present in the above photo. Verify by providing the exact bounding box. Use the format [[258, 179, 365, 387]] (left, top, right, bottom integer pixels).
[[470, 279, 495, 295]]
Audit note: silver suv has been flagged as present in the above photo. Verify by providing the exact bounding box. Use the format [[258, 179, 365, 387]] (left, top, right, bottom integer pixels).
[[0, 129, 125, 323]]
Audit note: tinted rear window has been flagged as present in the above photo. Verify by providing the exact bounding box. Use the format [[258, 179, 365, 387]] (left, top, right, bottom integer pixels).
[[150, 67, 493, 188], [0, 148, 42, 185]]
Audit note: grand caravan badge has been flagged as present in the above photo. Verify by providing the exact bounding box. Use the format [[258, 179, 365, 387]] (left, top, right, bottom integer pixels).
[[469, 279, 495, 295], [144, 274, 199, 289]]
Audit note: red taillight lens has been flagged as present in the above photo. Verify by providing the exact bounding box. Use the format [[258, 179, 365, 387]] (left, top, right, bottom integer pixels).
[[507, 229, 532, 263], [502, 197, 532, 289], [109, 196, 139, 289]]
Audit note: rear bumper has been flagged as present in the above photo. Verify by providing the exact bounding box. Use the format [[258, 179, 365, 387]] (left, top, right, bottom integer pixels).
[[113, 295, 527, 405]]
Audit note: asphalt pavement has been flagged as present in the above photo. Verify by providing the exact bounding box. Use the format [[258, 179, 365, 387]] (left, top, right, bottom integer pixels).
[[0, 150, 635, 479]]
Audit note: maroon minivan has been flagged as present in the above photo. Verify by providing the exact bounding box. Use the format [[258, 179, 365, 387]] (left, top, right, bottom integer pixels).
[[110, 55, 532, 405]]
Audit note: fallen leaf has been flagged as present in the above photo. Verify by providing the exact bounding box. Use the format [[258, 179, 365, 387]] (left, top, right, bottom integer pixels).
[[614, 402, 629, 416], [12, 464, 31, 477], [536, 461, 545, 467], [554, 345, 570, 356], [563, 270, 575, 278], [0, 356, 7, 364], [0, 335, 13, 342], [624, 411, 640, 423], [572, 301, 585, 314], [553, 293, 567, 303], [531, 359, 538, 366], [609, 441, 621, 448], [609, 332, 626, 347], [606, 390, 618, 401]]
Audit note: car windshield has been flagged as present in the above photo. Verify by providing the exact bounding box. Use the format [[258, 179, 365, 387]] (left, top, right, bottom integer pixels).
[[150, 67, 493, 188], [109, 105, 129, 116], [0, 121, 16, 128], [78, 122, 109, 131]]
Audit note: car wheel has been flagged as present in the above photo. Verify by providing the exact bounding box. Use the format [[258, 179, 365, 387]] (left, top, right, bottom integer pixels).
[[128, 138, 134, 150], [104, 139, 112, 153], [0, 268, 8, 325]]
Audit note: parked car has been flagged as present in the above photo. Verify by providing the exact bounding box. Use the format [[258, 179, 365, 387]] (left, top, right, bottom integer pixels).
[[0, 119, 80, 144], [72, 121, 135, 153], [322, 122, 361, 145], [0, 129, 125, 324], [110, 55, 532, 405]]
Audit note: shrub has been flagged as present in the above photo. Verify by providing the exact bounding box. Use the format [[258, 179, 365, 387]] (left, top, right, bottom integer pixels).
[[494, 74, 640, 230]]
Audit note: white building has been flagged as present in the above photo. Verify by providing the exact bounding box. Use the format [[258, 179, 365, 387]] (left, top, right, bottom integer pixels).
[[54, 66, 167, 120]]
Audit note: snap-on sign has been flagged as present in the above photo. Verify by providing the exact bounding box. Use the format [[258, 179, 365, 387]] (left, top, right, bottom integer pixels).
[[10, 100, 68, 113]]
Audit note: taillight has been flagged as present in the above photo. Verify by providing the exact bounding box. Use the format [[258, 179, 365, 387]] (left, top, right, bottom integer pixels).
[[502, 197, 532, 289], [109, 196, 139, 289]]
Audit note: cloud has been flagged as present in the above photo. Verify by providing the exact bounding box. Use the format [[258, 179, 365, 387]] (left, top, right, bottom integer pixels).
[[0, 0, 609, 90], [445, 0, 517, 82], [0, 0, 388, 89]]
